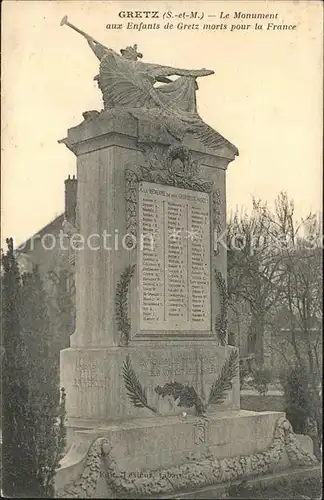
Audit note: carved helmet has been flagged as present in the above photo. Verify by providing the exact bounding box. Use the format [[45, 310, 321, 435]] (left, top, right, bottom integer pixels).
[[120, 44, 143, 60]]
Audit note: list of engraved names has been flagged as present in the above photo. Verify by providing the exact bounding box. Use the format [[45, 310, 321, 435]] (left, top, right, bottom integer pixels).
[[139, 182, 211, 331]]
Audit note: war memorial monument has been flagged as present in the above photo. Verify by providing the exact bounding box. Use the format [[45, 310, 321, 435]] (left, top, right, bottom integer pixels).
[[55, 16, 318, 498]]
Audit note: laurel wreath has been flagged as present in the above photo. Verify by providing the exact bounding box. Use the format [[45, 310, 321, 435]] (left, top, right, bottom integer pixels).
[[122, 349, 239, 416], [215, 269, 228, 346], [115, 264, 136, 346], [155, 382, 206, 416]]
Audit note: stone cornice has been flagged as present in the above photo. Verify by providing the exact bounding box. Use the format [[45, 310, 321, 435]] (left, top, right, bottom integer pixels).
[[58, 109, 238, 167]]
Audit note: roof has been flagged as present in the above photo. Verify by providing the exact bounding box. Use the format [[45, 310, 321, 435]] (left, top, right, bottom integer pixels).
[[16, 213, 64, 253]]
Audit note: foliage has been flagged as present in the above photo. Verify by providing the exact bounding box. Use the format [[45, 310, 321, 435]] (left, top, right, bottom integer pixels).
[[239, 358, 251, 389], [1, 239, 66, 497], [227, 199, 285, 363], [280, 364, 312, 435], [227, 192, 322, 454], [249, 365, 273, 396], [269, 195, 322, 456], [2, 237, 26, 496], [115, 264, 136, 345]]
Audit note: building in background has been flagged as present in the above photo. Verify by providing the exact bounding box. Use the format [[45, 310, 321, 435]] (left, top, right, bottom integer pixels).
[[15, 175, 77, 352]]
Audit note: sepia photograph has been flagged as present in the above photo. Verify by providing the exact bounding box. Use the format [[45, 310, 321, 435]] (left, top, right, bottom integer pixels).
[[1, 1, 323, 498]]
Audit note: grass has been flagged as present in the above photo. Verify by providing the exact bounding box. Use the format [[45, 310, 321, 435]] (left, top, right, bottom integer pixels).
[[240, 394, 286, 412]]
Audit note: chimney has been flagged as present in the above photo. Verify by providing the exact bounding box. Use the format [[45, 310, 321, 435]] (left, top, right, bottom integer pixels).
[[64, 175, 77, 226]]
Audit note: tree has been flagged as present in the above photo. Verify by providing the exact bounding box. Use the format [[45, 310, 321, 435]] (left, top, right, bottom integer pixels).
[[1, 238, 28, 495], [269, 194, 322, 456], [280, 364, 311, 435], [1, 239, 66, 497], [227, 193, 322, 456], [227, 200, 284, 363]]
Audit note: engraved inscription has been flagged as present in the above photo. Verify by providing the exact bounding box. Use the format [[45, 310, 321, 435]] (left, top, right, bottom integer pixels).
[[139, 182, 211, 331], [137, 353, 200, 379], [138, 356, 172, 377], [73, 358, 108, 388]]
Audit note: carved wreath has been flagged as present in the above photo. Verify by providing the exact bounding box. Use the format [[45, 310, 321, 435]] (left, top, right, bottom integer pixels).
[[56, 416, 318, 498], [215, 269, 228, 346], [125, 144, 217, 241], [122, 349, 239, 417], [115, 264, 136, 346]]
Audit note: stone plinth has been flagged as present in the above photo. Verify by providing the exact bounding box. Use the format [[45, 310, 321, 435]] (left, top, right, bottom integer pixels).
[[61, 344, 240, 421]]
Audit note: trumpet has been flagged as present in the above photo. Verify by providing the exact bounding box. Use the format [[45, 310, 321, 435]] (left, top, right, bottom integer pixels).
[[60, 15, 100, 44]]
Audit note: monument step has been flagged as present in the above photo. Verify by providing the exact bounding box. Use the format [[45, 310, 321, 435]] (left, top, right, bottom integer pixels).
[[55, 411, 319, 498], [56, 410, 286, 492]]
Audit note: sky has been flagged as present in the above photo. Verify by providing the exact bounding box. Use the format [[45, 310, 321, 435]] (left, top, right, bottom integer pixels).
[[1, 0, 323, 247]]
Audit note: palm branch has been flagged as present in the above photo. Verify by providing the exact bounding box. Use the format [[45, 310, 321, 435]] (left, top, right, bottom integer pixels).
[[208, 350, 239, 406], [122, 355, 157, 413]]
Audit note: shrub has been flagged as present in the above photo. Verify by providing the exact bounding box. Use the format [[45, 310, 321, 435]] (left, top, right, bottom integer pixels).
[[239, 359, 251, 389], [249, 365, 273, 395], [1, 239, 66, 497], [280, 364, 311, 435]]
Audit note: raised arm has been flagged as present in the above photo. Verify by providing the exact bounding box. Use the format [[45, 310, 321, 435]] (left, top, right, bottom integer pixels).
[[148, 64, 214, 79], [87, 38, 109, 61]]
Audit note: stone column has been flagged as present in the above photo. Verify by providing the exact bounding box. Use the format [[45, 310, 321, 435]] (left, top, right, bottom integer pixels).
[[63, 113, 143, 348]]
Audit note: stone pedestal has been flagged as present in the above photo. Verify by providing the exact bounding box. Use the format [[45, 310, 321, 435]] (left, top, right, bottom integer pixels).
[[56, 110, 317, 497]]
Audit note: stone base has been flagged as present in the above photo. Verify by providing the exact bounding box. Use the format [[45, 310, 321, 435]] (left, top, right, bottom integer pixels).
[[54, 409, 320, 497], [58, 410, 283, 478], [58, 347, 318, 498], [60, 344, 240, 421]]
